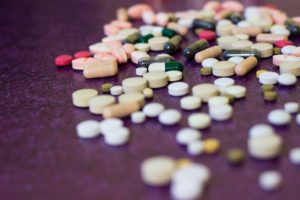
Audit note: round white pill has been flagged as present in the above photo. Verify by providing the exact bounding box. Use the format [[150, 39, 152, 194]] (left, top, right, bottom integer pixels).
[[228, 56, 245, 64], [297, 113, 300, 125], [217, 19, 232, 26], [277, 73, 297, 86], [268, 109, 291, 126], [180, 96, 201, 110], [170, 182, 203, 200], [209, 104, 233, 121], [284, 102, 299, 114], [166, 70, 183, 82], [110, 85, 123, 95], [208, 96, 229, 107], [76, 120, 101, 139], [168, 82, 189, 96], [202, 58, 219, 68], [104, 126, 130, 146], [214, 77, 235, 89], [281, 45, 297, 55], [172, 163, 211, 184], [188, 113, 211, 129], [249, 124, 275, 138], [100, 118, 124, 135], [259, 72, 279, 85], [290, 147, 300, 165], [259, 171, 282, 191], [176, 128, 201, 145], [143, 103, 165, 117], [234, 34, 249, 40], [159, 109, 181, 125], [237, 20, 252, 27], [225, 85, 246, 98], [131, 111, 146, 123], [270, 24, 286, 32], [187, 140, 205, 156], [273, 28, 290, 35], [136, 67, 147, 76]]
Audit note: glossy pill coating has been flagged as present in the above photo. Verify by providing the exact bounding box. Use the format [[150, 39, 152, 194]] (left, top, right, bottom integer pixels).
[[235, 56, 258, 76], [256, 34, 288, 44], [193, 19, 216, 30], [223, 49, 260, 60], [74, 51, 92, 59], [103, 101, 140, 118], [164, 35, 182, 54], [138, 56, 175, 68], [55, 54, 73, 66], [138, 33, 154, 43], [148, 62, 183, 72], [122, 32, 141, 44], [198, 30, 216, 40], [83, 60, 118, 78], [184, 39, 209, 60], [195, 46, 222, 63], [162, 28, 177, 38]]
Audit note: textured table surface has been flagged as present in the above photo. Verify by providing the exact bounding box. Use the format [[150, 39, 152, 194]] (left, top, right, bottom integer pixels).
[[1, 0, 300, 199]]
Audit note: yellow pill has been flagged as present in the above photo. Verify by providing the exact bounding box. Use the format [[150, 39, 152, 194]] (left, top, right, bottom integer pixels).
[[143, 88, 153, 99], [204, 138, 220, 154], [256, 70, 268, 78], [176, 158, 193, 168]]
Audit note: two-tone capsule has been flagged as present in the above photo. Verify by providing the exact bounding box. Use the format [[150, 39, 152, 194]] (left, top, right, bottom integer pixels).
[[164, 35, 182, 54], [162, 28, 178, 38], [223, 49, 261, 60], [148, 62, 184, 72], [139, 34, 154, 43], [184, 39, 209, 59], [122, 32, 141, 44], [192, 19, 216, 30], [285, 19, 300, 36], [230, 12, 243, 24], [138, 56, 175, 68]]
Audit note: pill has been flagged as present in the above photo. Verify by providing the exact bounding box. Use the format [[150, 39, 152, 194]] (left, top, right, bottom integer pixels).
[[256, 70, 268, 78], [217, 36, 238, 49], [156, 12, 169, 26], [122, 43, 136, 58], [101, 83, 113, 93], [184, 39, 209, 60], [76, 120, 101, 139], [143, 71, 168, 88], [276, 40, 293, 48], [297, 114, 300, 125], [259, 71, 279, 84], [74, 51, 92, 59], [209, 104, 233, 121], [212, 61, 236, 77], [55, 54, 73, 66], [230, 12, 243, 24], [201, 67, 212, 76], [167, 22, 188, 36], [234, 33, 249, 40], [192, 18, 216, 30], [227, 149, 245, 165], [104, 126, 130, 146], [215, 9, 232, 21], [152, 26, 164, 36], [259, 171, 282, 191], [117, 8, 128, 21], [264, 91, 277, 101], [195, 46, 223, 63], [180, 96, 202, 110], [175, 158, 193, 168], [216, 24, 237, 36], [127, 4, 153, 19], [202, 58, 219, 68], [141, 156, 176, 186], [118, 92, 145, 107], [89, 42, 112, 54], [166, 70, 183, 82], [284, 102, 299, 114], [161, 28, 177, 38], [188, 113, 211, 129], [268, 109, 291, 126], [178, 18, 193, 28], [148, 36, 169, 51], [134, 43, 150, 52], [122, 77, 147, 93], [110, 85, 123, 95], [261, 84, 274, 92], [195, 28, 205, 35], [223, 49, 260, 60], [136, 67, 147, 76], [142, 10, 156, 25], [138, 33, 154, 43], [232, 26, 262, 37], [290, 147, 300, 165], [187, 141, 205, 156], [228, 56, 244, 64], [131, 51, 150, 64], [281, 45, 297, 55], [88, 95, 115, 115], [72, 57, 97, 70], [102, 101, 140, 118], [230, 40, 253, 49], [214, 77, 235, 89], [235, 56, 258, 76], [217, 19, 232, 26], [273, 55, 300, 66], [192, 83, 220, 102], [122, 32, 141, 44], [249, 124, 274, 138], [143, 103, 164, 117], [277, 73, 297, 86], [225, 85, 246, 98], [198, 30, 216, 40], [159, 109, 182, 125], [164, 35, 182, 54], [72, 88, 98, 108], [168, 82, 189, 96], [256, 34, 288, 44], [143, 88, 153, 99], [138, 56, 175, 68], [279, 61, 300, 76], [176, 128, 202, 145], [131, 111, 146, 123], [250, 43, 273, 58], [148, 62, 183, 72], [99, 118, 124, 135], [208, 96, 229, 107], [203, 138, 220, 154], [285, 18, 300, 36], [83, 60, 118, 78]]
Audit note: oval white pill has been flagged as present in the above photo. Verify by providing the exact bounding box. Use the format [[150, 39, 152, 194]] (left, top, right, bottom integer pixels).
[[277, 73, 297, 86], [202, 58, 219, 68], [268, 109, 291, 126], [290, 147, 300, 165], [259, 171, 282, 191], [188, 113, 211, 129], [172, 163, 211, 184], [228, 56, 245, 64], [76, 120, 101, 139], [187, 140, 205, 156], [209, 104, 233, 121], [208, 96, 229, 107], [168, 82, 189, 96], [136, 67, 147, 76], [100, 118, 124, 135], [214, 77, 235, 89], [176, 128, 201, 145], [143, 103, 165, 117], [110, 85, 123, 95], [166, 70, 183, 82], [104, 126, 130, 146], [259, 71, 279, 85], [249, 124, 275, 138], [284, 102, 299, 114], [131, 111, 146, 123], [170, 182, 203, 200], [225, 85, 246, 98], [159, 109, 181, 125], [281, 45, 296, 55], [180, 96, 201, 110]]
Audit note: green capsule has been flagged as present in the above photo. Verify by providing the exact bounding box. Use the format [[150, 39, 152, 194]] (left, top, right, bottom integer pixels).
[[164, 35, 182, 54], [138, 56, 175, 68], [148, 62, 184, 72], [162, 28, 177, 38], [122, 32, 141, 44], [184, 39, 209, 59], [138, 34, 154, 43]]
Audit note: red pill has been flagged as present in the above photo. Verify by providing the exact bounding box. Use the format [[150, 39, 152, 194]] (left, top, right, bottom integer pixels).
[[276, 40, 294, 48], [198, 30, 216, 40], [215, 7, 225, 13], [55, 54, 73, 66], [74, 51, 92, 59]]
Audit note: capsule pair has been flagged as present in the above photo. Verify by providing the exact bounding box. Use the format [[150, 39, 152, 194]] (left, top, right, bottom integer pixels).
[[148, 62, 183, 72]]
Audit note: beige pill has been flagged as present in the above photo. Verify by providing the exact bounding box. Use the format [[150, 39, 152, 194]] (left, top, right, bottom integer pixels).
[[117, 8, 128, 21], [83, 60, 118, 78], [72, 88, 98, 108], [102, 101, 140, 118], [235, 56, 258, 76], [166, 70, 183, 82], [143, 88, 153, 98], [279, 62, 300, 76], [256, 34, 288, 44], [251, 43, 273, 58], [216, 24, 236, 36], [118, 92, 145, 107], [122, 77, 147, 93], [214, 9, 232, 21], [192, 83, 220, 102], [230, 40, 253, 49], [88, 95, 116, 114], [195, 46, 222, 63], [217, 36, 238, 49], [232, 26, 262, 37], [212, 61, 236, 77], [248, 135, 282, 159], [167, 22, 188, 36], [251, 19, 272, 32], [143, 72, 168, 88], [148, 37, 169, 51]]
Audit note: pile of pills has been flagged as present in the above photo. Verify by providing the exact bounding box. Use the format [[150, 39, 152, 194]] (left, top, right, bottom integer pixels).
[[54, 1, 300, 198]]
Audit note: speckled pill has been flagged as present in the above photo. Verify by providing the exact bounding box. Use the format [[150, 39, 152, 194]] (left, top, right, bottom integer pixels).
[[102, 83, 114, 93], [264, 91, 277, 101]]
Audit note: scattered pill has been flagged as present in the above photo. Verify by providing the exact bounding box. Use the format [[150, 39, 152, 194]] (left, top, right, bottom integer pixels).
[[131, 111, 146, 123], [100, 118, 124, 135], [143, 71, 168, 88], [277, 73, 297, 86], [235, 56, 258, 76], [148, 36, 169, 51], [208, 96, 229, 107], [290, 147, 300, 165], [213, 61, 236, 77], [104, 126, 130, 146], [268, 109, 291, 126], [249, 124, 274, 138], [225, 85, 246, 98], [192, 83, 220, 102], [136, 67, 147, 76], [168, 82, 189, 96], [118, 92, 145, 107], [279, 61, 300, 76], [143, 88, 153, 99], [203, 138, 220, 154], [209, 104, 233, 121], [72, 88, 98, 108], [188, 141, 205, 156], [227, 149, 245, 165], [261, 84, 274, 92], [176, 128, 202, 145], [76, 120, 101, 139], [159, 109, 182, 125], [259, 171, 282, 191], [166, 70, 183, 82], [184, 39, 209, 60], [148, 62, 183, 72], [84, 60, 118, 78], [284, 102, 299, 114], [195, 46, 222, 64], [89, 95, 116, 115], [143, 103, 164, 117], [188, 113, 211, 129], [281, 45, 297, 55], [122, 77, 147, 93], [251, 43, 273, 58], [55, 54, 73, 66], [180, 96, 201, 110], [103, 101, 140, 118], [259, 71, 279, 85], [202, 58, 219, 68], [273, 47, 282, 55], [228, 56, 244, 64]]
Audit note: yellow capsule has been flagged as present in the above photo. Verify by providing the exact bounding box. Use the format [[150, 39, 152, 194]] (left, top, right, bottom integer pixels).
[[256, 70, 268, 78], [176, 158, 193, 168], [204, 138, 220, 154]]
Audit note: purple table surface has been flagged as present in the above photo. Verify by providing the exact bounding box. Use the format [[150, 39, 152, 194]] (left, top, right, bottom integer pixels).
[[1, 0, 300, 199]]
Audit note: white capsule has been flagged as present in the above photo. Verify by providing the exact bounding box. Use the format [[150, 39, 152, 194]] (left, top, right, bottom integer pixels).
[[268, 109, 291, 126], [259, 170, 282, 191], [143, 103, 165, 117], [159, 109, 181, 125], [76, 120, 101, 139], [277, 73, 297, 86], [168, 82, 189, 96], [131, 111, 146, 123], [104, 126, 130, 146], [176, 128, 201, 145], [202, 58, 219, 68], [284, 102, 299, 114], [290, 147, 300, 165]]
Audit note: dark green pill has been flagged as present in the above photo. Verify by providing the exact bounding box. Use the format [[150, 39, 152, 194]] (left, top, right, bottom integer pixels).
[[184, 39, 209, 59], [162, 28, 177, 38], [164, 35, 182, 54], [192, 18, 216, 30], [138, 34, 154, 43]]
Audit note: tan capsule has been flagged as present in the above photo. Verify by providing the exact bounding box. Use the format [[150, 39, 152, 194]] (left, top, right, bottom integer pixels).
[[235, 56, 258, 76], [167, 22, 188, 36], [256, 34, 288, 44], [103, 101, 140, 118], [194, 46, 222, 63], [214, 9, 232, 21], [117, 8, 128, 21], [83, 60, 118, 78], [232, 27, 262, 37]]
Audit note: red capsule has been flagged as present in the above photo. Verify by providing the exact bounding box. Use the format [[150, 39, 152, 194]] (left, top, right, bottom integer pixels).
[[55, 54, 73, 66], [198, 30, 216, 40], [275, 40, 294, 48], [74, 51, 92, 59]]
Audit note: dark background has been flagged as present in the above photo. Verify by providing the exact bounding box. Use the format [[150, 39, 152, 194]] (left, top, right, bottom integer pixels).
[[1, 0, 300, 199]]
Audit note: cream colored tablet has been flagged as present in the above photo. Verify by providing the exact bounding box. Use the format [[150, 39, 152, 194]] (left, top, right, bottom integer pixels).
[[279, 62, 300, 76], [72, 88, 98, 107], [148, 36, 169, 51], [88, 95, 116, 114], [216, 24, 236, 36], [251, 43, 273, 58], [234, 34, 249, 40], [143, 71, 168, 88], [134, 43, 150, 52], [122, 77, 148, 93], [188, 113, 211, 129], [230, 40, 253, 49], [118, 92, 145, 107], [252, 19, 272, 32], [225, 85, 246, 98], [208, 96, 229, 107], [192, 84, 220, 102], [248, 135, 282, 159], [118, 28, 139, 38], [212, 61, 236, 77], [166, 70, 183, 82], [217, 36, 238, 49], [180, 96, 202, 110]]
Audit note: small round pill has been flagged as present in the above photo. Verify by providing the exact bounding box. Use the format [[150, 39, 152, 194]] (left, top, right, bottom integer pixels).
[[201, 67, 212, 76], [100, 118, 124, 135], [249, 124, 274, 138], [148, 36, 169, 51], [261, 84, 274, 92], [110, 85, 123, 95], [290, 147, 300, 165], [268, 109, 291, 126], [202, 58, 219, 68], [209, 104, 233, 121], [214, 78, 235, 89], [259, 72, 279, 85], [228, 56, 244, 64], [273, 47, 282, 55], [168, 82, 189, 96], [159, 109, 182, 125], [208, 96, 229, 107], [166, 70, 183, 82], [134, 43, 150, 52], [74, 51, 92, 59], [264, 91, 277, 101], [187, 141, 205, 156], [55, 54, 73, 66], [277, 73, 297, 86], [76, 120, 101, 139], [122, 77, 147, 93], [72, 88, 98, 108], [101, 83, 114, 93], [227, 149, 245, 165], [136, 67, 147, 76], [284, 102, 299, 114], [192, 84, 220, 102], [281, 45, 297, 55], [188, 113, 211, 129], [180, 96, 201, 110], [212, 61, 236, 77], [131, 111, 146, 123], [225, 85, 246, 98], [88, 95, 116, 114], [176, 128, 201, 145], [259, 171, 282, 191], [143, 103, 164, 117], [104, 126, 130, 146], [203, 138, 220, 154], [143, 88, 153, 99], [118, 92, 145, 107]]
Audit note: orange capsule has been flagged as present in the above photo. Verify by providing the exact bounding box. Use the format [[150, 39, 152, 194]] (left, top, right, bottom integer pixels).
[[232, 27, 262, 37], [103, 102, 140, 118], [194, 46, 222, 63], [83, 60, 118, 78], [256, 34, 288, 44], [235, 56, 258, 76], [167, 22, 188, 36]]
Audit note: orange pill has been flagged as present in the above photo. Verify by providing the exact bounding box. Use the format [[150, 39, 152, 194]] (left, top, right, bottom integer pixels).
[[83, 60, 118, 78], [235, 56, 258, 76], [256, 34, 288, 44], [232, 27, 262, 37], [194, 46, 222, 63], [214, 9, 232, 21], [103, 101, 140, 118], [127, 4, 153, 19], [167, 22, 188, 36]]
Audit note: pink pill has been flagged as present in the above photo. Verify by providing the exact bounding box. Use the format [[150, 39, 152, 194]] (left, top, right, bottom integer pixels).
[[156, 12, 169, 26], [74, 51, 92, 59], [222, 1, 244, 13], [273, 54, 300, 66], [131, 51, 150, 64], [94, 52, 111, 60], [55, 54, 73, 66], [111, 48, 127, 64], [107, 40, 122, 49], [142, 10, 156, 25], [203, 1, 221, 11], [122, 44, 136, 59], [111, 20, 132, 29], [272, 11, 287, 25], [101, 54, 117, 61], [104, 24, 120, 36], [127, 4, 153, 19], [72, 57, 98, 70], [291, 47, 300, 57]]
